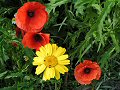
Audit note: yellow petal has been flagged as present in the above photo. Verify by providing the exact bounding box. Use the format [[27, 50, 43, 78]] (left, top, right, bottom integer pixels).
[[40, 46, 47, 56], [55, 65, 66, 74], [35, 64, 46, 75], [47, 67, 55, 79], [53, 47, 66, 57], [43, 67, 51, 80], [45, 43, 52, 56], [50, 67, 55, 78], [43, 74, 46, 81], [52, 44, 58, 54], [58, 60, 70, 65], [46, 67, 51, 79], [57, 55, 68, 60], [45, 67, 55, 79], [33, 57, 44, 65], [43, 69, 48, 81], [62, 65, 69, 72], [55, 69, 60, 80], [36, 51, 45, 58]]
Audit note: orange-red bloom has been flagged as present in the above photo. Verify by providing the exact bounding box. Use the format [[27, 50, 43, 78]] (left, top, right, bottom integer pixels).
[[12, 42, 18, 47], [74, 60, 101, 85], [15, 27, 26, 37], [16, 2, 48, 32], [22, 32, 50, 50]]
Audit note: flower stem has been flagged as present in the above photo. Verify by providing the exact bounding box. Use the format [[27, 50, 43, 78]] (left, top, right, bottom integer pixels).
[[55, 82, 57, 90], [20, 0, 23, 5]]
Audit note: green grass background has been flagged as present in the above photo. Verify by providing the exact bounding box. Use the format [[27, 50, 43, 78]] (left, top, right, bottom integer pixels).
[[0, 0, 120, 90]]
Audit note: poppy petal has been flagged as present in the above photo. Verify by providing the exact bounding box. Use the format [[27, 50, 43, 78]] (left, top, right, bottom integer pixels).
[[74, 60, 102, 85], [41, 33, 50, 44], [22, 32, 50, 50], [16, 2, 48, 32]]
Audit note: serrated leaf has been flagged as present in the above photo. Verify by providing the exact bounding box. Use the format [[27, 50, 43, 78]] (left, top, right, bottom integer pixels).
[[5, 72, 23, 79], [86, 1, 115, 46], [91, 4, 101, 14], [46, 0, 69, 13]]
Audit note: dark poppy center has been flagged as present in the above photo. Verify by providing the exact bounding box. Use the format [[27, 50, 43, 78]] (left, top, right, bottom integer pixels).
[[84, 68, 91, 74], [34, 34, 42, 42], [27, 11, 34, 17]]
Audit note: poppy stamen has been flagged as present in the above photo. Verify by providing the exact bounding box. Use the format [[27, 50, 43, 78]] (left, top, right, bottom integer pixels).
[[84, 68, 91, 74], [34, 34, 42, 42], [28, 11, 34, 17]]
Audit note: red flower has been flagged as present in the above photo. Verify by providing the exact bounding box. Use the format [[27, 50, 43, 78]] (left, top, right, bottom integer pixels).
[[16, 2, 48, 32], [15, 27, 26, 37], [12, 42, 18, 47], [74, 60, 101, 85], [22, 32, 50, 50]]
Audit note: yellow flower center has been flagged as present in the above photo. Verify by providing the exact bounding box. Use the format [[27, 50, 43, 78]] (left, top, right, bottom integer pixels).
[[44, 55, 58, 68]]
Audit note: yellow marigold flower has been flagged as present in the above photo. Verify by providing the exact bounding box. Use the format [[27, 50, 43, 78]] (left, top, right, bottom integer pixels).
[[33, 43, 70, 80]]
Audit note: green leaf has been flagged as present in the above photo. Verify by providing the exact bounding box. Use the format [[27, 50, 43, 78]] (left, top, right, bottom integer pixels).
[[46, 0, 69, 13], [24, 48, 34, 61], [86, 1, 115, 46], [0, 86, 16, 90], [80, 40, 95, 60], [74, 0, 97, 15], [91, 4, 101, 14], [110, 31, 120, 53], [0, 45, 9, 66], [5, 72, 23, 79], [100, 47, 115, 69], [0, 71, 8, 79]]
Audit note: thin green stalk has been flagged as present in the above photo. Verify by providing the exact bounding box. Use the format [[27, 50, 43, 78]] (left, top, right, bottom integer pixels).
[[55, 82, 57, 90], [20, 0, 24, 5]]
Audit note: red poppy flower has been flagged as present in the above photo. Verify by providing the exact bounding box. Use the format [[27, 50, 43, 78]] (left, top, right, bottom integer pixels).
[[12, 42, 18, 47], [15, 27, 26, 37], [16, 2, 48, 32], [22, 32, 50, 50], [74, 60, 101, 85]]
